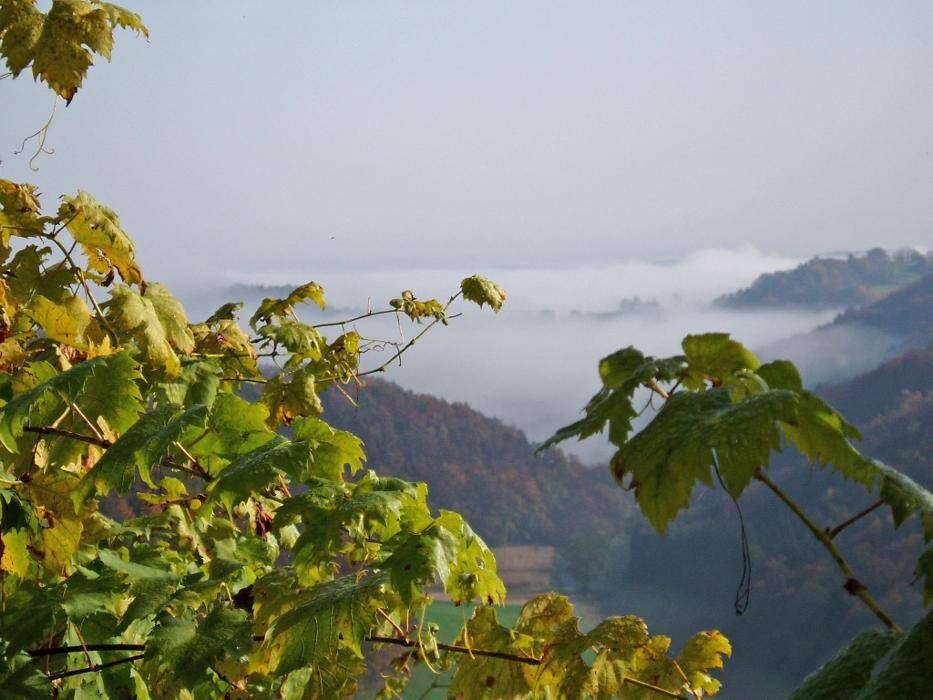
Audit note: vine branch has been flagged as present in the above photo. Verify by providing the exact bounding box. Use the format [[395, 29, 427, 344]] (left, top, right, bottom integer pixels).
[[754, 469, 903, 635], [826, 498, 885, 540], [46, 653, 146, 681]]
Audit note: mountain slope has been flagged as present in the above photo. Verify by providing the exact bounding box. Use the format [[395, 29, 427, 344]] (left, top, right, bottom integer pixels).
[[716, 247, 931, 309], [758, 272, 933, 384]]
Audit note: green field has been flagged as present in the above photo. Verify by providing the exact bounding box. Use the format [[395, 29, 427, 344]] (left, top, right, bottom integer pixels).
[[404, 601, 523, 699]]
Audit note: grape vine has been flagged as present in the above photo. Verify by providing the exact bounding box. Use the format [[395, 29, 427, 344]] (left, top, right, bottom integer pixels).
[[0, 3, 731, 698]]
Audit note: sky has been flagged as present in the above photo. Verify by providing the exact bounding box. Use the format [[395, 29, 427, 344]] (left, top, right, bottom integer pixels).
[[3, 1, 932, 286]]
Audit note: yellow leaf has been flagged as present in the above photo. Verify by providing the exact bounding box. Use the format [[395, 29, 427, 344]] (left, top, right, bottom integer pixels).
[[61, 190, 143, 285]]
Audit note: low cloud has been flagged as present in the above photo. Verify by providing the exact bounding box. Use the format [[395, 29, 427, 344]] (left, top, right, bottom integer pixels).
[[212, 245, 801, 314], [181, 247, 841, 465]]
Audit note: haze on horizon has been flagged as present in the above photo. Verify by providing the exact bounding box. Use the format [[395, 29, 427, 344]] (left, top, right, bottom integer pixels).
[[3, 0, 932, 285]]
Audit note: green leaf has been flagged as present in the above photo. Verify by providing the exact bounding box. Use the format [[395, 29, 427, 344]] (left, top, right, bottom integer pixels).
[[540, 349, 685, 452], [261, 368, 323, 428], [156, 358, 221, 409], [460, 275, 506, 312], [45, 349, 144, 468], [149, 606, 252, 687], [0, 356, 106, 451], [118, 577, 177, 633], [25, 294, 108, 353], [1, 584, 61, 653], [437, 510, 505, 606], [682, 332, 760, 384], [75, 350, 144, 435], [381, 522, 459, 604], [873, 459, 933, 539], [780, 391, 872, 486], [615, 389, 796, 532], [788, 629, 898, 700], [250, 281, 326, 329], [189, 392, 275, 475], [279, 472, 414, 574], [61, 191, 142, 282], [449, 606, 536, 698], [853, 609, 933, 700], [143, 283, 195, 355], [0, 0, 44, 77], [676, 631, 732, 696], [62, 568, 125, 621], [293, 416, 366, 480], [204, 301, 243, 324], [205, 436, 315, 513], [757, 359, 804, 391], [0, 649, 50, 700], [257, 574, 381, 676], [98, 547, 176, 581], [75, 403, 208, 503], [107, 285, 182, 377]]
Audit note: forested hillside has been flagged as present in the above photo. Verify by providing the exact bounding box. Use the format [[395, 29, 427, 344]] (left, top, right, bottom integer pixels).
[[321, 380, 631, 591], [716, 247, 931, 309], [759, 271, 933, 383]]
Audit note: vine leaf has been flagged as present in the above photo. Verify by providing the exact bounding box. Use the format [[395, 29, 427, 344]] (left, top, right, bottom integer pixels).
[[380, 522, 459, 605], [676, 630, 733, 696], [74, 403, 208, 503], [205, 436, 315, 513], [25, 294, 109, 354], [148, 607, 252, 687], [540, 347, 686, 451], [156, 358, 222, 409], [0, 0, 147, 103], [788, 629, 898, 700], [0, 356, 106, 451], [20, 470, 93, 574], [143, 282, 196, 355], [254, 574, 381, 676], [188, 392, 275, 474], [460, 275, 506, 312], [250, 281, 325, 330], [682, 332, 759, 387], [448, 606, 536, 698], [292, 416, 365, 481], [107, 285, 182, 377], [614, 389, 795, 533], [0, 648, 49, 698], [60, 191, 142, 284], [851, 608, 933, 700]]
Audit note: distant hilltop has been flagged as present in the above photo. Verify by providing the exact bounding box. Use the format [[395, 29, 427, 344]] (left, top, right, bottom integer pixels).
[[715, 247, 932, 309]]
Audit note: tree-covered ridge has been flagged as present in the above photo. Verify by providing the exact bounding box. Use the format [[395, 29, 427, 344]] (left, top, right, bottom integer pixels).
[[829, 271, 933, 345], [756, 271, 933, 385], [821, 344, 933, 469], [715, 248, 932, 309]]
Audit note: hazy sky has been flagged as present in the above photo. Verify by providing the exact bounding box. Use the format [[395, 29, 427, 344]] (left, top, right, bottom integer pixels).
[[3, 1, 932, 285]]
